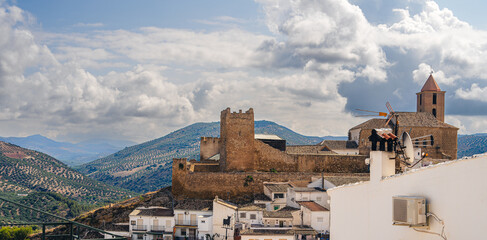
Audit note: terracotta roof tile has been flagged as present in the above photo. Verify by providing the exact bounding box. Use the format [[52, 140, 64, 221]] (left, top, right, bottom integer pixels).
[[421, 74, 441, 92], [297, 201, 329, 211]]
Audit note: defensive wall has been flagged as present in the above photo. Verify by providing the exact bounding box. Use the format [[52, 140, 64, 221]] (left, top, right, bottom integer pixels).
[[173, 154, 368, 199]]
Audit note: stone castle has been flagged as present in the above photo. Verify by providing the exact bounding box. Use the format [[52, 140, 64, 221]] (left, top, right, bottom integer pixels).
[[172, 108, 368, 199], [172, 74, 458, 199]]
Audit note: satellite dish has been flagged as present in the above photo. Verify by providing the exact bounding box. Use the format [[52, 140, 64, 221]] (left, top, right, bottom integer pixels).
[[402, 132, 414, 163]]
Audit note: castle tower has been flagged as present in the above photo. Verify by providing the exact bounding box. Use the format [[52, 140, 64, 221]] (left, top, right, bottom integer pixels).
[[417, 74, 445, 122], [220, 108, 255, 171]]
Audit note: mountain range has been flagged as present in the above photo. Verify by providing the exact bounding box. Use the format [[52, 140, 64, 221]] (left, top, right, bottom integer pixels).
[[0, 141, 133, 223], [0, 135, 136, 166]]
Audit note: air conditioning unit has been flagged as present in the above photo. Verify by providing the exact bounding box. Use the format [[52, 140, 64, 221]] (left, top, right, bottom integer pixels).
[[392, 196, 427, 226]]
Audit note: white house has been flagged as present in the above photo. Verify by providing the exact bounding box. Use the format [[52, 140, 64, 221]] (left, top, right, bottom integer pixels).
[[237, 204, 265, 229], [174, 208, 212, 240], [197, 215, 213, 240], [328, 150, 487, 240], [297, 201, 329, 234], [262, 210, 295, 228], [286, 186, 328, 210], [129, 207, 174, 240], [212, 196, 238, 240], [263, 183, 289, 211]]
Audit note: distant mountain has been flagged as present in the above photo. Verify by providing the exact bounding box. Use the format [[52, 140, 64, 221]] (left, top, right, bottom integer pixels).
[[0, 141, 133, 223], [0, 135, 136, 166], [457, 133, 487, 158], [77, 120, 332, 193]]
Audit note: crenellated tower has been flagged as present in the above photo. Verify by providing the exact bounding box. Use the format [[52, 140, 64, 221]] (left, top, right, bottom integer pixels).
[[219, 108, 255, 171]]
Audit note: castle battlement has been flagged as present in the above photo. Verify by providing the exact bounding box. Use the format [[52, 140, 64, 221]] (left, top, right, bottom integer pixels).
[[201, 137, 220, 143], [221, 107, 254, 120]]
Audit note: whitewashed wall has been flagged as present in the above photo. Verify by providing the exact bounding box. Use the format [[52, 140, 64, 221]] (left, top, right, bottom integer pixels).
[[328, 153, 487, 240]]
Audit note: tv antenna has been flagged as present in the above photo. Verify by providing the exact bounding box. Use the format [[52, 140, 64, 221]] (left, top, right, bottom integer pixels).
[[397, 132, 433, 169], [355, 101, 398, 132]]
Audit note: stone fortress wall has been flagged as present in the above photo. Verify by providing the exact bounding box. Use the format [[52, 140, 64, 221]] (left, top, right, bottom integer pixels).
[[172, 108, 368, 199]]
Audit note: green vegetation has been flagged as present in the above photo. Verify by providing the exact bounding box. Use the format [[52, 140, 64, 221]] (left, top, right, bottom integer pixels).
[[0, 226, 33, 240], [0, 142, 134, 223], [457, 133, 487, 158], [77, 121, 326, 193]]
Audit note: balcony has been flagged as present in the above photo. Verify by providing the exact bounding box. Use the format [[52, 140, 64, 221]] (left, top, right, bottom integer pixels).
[[132, 225, 147, 231], [151, 225, 172, 232], [175, 220, 198, 226]]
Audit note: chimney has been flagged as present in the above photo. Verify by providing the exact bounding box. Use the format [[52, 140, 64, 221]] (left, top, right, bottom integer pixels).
[[370, 151, 396, 182]]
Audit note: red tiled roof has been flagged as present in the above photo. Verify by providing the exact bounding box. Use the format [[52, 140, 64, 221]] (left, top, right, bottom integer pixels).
[[421, 74, 441, 92], [297, 201, 329, 211]]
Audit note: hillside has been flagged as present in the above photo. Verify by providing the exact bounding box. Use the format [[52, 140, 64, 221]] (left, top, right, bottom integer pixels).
[[458, 133, 487, 158], [0, 135, 135, 166], [0, 141, 133, 223], [78, 120, 331, 193]]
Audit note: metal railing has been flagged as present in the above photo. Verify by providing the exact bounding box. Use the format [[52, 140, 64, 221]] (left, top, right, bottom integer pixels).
[[151, 225, 171, 232], [132, 225, 147, 231], [175, 220, 197, 226]]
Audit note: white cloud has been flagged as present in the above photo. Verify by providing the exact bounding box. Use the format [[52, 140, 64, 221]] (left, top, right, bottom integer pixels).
[[3, 0, 487, 142], [412, 63, 458, 86], [255, 0, 388, 82], [456, 83, 487, 102], [73, 22, 104, 28]]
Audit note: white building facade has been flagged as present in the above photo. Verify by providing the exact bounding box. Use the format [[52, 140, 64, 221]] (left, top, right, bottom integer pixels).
[[329, 151, 487, 240]]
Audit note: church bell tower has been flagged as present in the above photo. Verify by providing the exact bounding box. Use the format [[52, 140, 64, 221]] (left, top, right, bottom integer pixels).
[[417, 74, 445, 122]]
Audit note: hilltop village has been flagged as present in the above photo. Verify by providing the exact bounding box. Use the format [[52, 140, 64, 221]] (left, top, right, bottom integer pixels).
[[119, 75, 487, 240]]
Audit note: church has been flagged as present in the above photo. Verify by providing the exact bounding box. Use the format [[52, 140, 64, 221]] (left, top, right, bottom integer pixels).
[[348, 74, 458, 160]]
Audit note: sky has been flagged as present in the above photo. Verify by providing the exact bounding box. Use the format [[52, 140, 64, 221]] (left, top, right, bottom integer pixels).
[[1, 0, 487, 143]]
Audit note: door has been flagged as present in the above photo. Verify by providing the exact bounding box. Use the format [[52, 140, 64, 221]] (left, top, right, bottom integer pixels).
[[153, 219, 159, 231], [177, 214, 184, 225]]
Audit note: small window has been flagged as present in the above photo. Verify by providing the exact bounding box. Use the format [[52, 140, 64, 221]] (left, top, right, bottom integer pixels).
[[240, 212, 246, 218], [423, 140, 427, 147], [433, 93, 437, 104], [181, 229, 186, 236], [201, 220, 205, 223], [317, 217, 323, 222], [432, 108, 437, 117], [274, 193, 284, 199], [131, 220, 136, 225], [420, 94, 422, 105], [250, 214, 256, 220]]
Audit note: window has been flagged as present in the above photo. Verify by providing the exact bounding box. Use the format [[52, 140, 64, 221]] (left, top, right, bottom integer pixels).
[[131, 220, 136, 225], [432, 108, 437, 117], [181, 229, 186, 236], [240, 212, 246, 218], [433, 93, 437, 104], [250, 214, 256, 220], [274, 193, 284, 199], [420, 94, 422, 105], [423, 140, 427, 147], [317, 217, 323, 222], [201, 220, 206, 223]]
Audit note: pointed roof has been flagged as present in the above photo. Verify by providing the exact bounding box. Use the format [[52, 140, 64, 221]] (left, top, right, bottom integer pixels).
[[421, 74, 441, 92]]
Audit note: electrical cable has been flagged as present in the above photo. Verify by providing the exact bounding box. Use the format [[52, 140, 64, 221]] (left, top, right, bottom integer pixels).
[[413, 212, 447, 240]]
